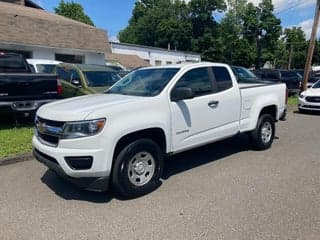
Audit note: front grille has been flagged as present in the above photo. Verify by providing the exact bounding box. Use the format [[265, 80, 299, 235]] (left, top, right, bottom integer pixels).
[[37, 132, 59, 146], [305, 96, 320, 103], [36, 116, 65, 146], [37, 116, 65, 127]]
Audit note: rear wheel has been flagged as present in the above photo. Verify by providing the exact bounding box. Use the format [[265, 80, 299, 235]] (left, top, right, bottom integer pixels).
[[111, 138, 163, 198], [249, 114, 275, 150]]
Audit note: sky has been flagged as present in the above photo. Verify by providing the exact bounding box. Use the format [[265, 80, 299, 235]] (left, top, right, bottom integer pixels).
[[37, 0, 318, 41]]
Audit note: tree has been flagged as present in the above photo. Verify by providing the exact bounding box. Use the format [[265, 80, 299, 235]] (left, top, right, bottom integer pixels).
[[220, 0, 256, 66], [55, 0, 94, 26], [119, 0, 226, 60], [119, 0, 193, 50], [188, 0, 226, 61], [282, 27, 307, 69], [242, 0, 281, 68]]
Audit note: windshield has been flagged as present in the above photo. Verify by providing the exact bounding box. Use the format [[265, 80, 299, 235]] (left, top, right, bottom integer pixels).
[[36, 64, 56, 73], [312, 81, 320, 89], [233, 67, 256, 78], [232, 66, 264, 83], [84, 71, 121, 87], [106, 68, 180, 96]]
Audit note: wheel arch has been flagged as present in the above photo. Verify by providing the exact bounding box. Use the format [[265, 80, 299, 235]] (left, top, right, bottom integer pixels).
[[259, 105, 277, 120], [112, 127, 167, 161]]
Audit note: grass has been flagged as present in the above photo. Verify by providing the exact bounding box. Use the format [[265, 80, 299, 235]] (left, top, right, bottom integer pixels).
[[288, 96, 298, 107], [0, 124, 34, 159]]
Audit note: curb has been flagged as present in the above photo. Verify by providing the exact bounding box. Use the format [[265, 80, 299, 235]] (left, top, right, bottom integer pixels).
[[0, 152, 33, 166]]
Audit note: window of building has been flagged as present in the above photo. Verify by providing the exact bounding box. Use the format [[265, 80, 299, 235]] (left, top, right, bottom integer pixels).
[[166, 61, 172, 65], [55, 54, 84, 64], [144, 59, 150, 64], [211, 67, 233, 92], [174, 67, 212, 97], [155, 60, 162, 66]]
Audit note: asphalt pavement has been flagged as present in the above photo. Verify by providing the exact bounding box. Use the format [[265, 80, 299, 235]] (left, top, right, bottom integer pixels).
[[0, 110, 319, 240]]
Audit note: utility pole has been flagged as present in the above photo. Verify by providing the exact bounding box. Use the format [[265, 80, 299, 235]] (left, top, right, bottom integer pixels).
[[301, 0, 320, 92], [288, 44, 293, 70]]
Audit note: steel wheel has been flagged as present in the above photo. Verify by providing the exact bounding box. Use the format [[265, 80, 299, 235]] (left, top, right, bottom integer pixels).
[[260, 121, 273, 144], [127, 151, 155, 186]]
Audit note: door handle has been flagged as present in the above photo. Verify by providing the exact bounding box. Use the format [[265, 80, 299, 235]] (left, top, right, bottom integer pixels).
[[208, 100, 219, 109]]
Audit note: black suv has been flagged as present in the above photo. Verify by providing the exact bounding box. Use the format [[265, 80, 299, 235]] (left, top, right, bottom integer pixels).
[[254, 69, 301, 95], [293, 69, 320, 87]]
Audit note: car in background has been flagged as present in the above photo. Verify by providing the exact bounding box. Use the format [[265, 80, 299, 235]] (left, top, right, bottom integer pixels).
[[0, 52, 61, 117], [231, 66, 269, 84], [254, 69, 301, 95], [55, 63, 121, 98], [293, 69, 320, 88], [107, 64, 130, 77], [27, 59, 61, 73], [298, 80, 320, 113]]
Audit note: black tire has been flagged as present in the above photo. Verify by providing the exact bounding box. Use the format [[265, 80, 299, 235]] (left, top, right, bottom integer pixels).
[[249, 114, 275, 150], [111, 138, 163, 198]]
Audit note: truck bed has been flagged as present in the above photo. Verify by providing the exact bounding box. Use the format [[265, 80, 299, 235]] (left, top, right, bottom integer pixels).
[[239, 82, 287, 132]]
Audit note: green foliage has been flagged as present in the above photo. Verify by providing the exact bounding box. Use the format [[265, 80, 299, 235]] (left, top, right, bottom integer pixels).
[[119, 0, 310, 69], [119, 0, 226, 60], [55, 0, 94, 26], [119, 0, 194, 50], [0, 124, 33, 158]]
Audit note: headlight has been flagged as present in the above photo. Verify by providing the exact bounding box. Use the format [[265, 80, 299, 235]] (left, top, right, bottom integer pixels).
[[62, 118, 106, 139]]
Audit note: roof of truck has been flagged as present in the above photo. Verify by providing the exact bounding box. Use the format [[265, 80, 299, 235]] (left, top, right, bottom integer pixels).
[[139, 62, 229, 70]]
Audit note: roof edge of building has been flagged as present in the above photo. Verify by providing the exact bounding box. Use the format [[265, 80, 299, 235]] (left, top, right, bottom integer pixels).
[[110, 41, 201, 56], [0, 41, 107, 54]]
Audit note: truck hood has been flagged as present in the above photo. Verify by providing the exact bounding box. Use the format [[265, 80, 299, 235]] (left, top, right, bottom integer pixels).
[[37, 94, 144, 121]]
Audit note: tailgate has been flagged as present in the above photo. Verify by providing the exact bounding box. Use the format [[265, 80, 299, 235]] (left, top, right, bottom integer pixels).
[[0, 73, 58, 101]]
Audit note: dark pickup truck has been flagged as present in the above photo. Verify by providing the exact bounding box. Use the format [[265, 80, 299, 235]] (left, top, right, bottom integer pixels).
[[254, 69, 301, 95], [0, 52, 61, 116]]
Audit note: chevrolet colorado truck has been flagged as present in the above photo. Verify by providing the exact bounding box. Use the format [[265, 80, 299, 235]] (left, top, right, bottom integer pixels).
[[0, 52, 61, 116], [33, 62, 287, 198]]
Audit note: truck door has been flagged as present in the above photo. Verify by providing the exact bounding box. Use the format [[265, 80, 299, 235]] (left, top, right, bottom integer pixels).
[[170, 66, 241, 152]]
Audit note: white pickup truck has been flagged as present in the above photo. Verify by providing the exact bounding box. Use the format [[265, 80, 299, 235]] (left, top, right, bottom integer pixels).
[[33, 62, 287, 198]]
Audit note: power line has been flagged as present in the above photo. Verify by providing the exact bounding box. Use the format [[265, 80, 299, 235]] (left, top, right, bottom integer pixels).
[[274, 1, 311, 15]]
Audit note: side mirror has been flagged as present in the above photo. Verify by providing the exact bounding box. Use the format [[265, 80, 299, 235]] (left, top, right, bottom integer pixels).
[[171, 87, 194, 102], [71, 79, 81, 87]]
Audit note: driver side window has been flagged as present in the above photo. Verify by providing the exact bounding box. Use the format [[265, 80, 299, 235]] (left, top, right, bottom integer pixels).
[[174, 67, 213, 97]]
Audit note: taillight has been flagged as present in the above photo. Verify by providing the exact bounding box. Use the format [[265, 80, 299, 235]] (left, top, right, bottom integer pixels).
[[285, 87, 288, 105], [57, 79, 63, 96]]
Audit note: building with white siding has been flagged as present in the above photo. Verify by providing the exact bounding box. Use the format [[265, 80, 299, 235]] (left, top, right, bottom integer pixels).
[[110, 42, 201, 66]]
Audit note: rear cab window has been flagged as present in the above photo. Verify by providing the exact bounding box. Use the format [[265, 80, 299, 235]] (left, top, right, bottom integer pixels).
[[211, 66, 233, 92], [0, 53, 30, 73]]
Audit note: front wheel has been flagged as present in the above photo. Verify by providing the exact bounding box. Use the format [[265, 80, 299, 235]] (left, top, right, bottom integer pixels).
[[249, 114, 275, 150], [111, 138, 163, 198]]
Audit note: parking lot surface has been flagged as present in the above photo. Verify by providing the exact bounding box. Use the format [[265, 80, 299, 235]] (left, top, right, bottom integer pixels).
[[0, 111, 319, 240]]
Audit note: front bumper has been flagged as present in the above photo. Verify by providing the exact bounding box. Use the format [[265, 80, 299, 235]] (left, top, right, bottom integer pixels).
[[0, 99, 56, 113], [33, 148, 109, 192], [298, 98, 320, 111], [32, 135, 111, 191]]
